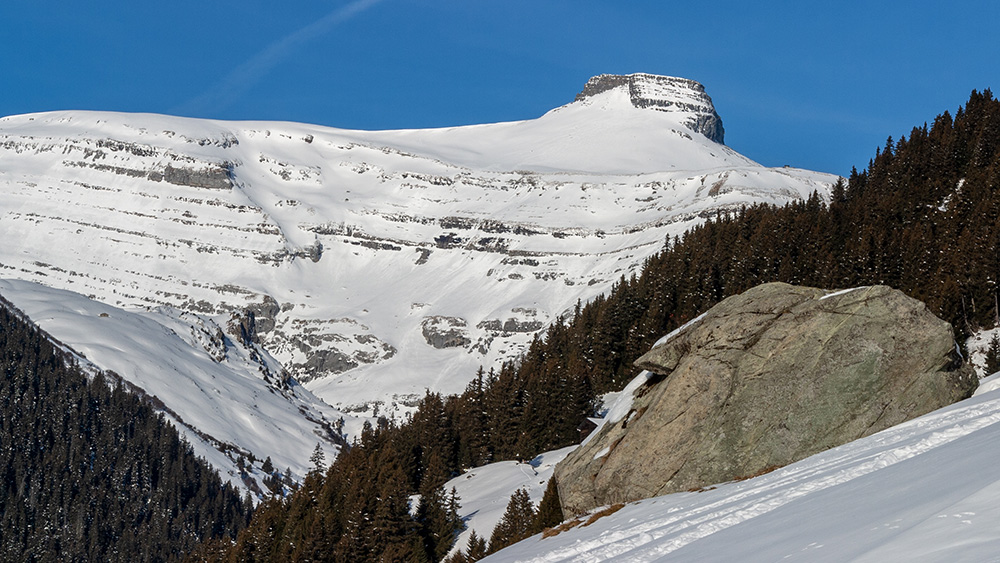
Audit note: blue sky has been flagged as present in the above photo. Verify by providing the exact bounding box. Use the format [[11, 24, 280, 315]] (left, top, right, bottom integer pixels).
[[2, 1, 997, 175]]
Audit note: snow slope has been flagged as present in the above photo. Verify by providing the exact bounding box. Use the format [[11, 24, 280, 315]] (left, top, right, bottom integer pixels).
[[0, 73, 836, 422], [485, 376, 1000, 562]]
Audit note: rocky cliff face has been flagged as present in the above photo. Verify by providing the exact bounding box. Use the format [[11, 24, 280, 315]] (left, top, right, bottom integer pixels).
[[575, 73, 725, 143], [555, 283, 977, 516]]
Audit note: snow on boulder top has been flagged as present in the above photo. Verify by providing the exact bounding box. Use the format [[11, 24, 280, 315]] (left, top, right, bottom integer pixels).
[[574, 73, 725, 143]]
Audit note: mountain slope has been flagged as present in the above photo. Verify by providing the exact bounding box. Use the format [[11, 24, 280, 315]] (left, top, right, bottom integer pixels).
[[0, 74, 837, 422], [0, 294, 251, 560], [0, 279, 346, 493], [183, 89, 1000, 562]]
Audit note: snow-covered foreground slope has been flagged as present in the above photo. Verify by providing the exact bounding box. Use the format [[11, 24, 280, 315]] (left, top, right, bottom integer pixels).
[[486, 377, 1000, 562], [0, 279, 349, 495], [0, 74, 837, 421]]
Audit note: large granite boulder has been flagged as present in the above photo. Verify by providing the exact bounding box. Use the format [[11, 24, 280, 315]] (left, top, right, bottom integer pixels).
[[555, 282, 977, 516]]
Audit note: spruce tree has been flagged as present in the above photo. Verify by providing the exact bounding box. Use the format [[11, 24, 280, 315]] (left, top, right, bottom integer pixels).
[[309, 442, 326, 475], [985, 333, 1000, 375], [465, 530, 488, 562], [531, 477, 564, 533], [487, 488, 537, 554]]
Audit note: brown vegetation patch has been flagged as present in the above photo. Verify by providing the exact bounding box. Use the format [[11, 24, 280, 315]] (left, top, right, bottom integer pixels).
[[689, 465, 783, 492], [733, 465, 782, 482], [542, 519, 580, 538], [688, 485, 717, 493], [541, 503, 627, 538], [583, 503, 626, 527]]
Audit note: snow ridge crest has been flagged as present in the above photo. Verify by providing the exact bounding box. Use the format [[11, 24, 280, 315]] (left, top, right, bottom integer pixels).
[[575, 73, 725, 143]]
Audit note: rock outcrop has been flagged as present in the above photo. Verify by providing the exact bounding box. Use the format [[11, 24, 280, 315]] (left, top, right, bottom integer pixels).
[[555, 282, 977, 516], [575, 73, 725, 143], [421, 316, 471, 349]]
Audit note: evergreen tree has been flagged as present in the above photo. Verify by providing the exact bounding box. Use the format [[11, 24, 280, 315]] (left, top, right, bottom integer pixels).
[[985, 334, 1000, 375], [416, 455, 462, 561], [310, 442, 327, 475], [531, 477, 564, 533], [465, 530, 488, 562], [487, 488, 537, 554]]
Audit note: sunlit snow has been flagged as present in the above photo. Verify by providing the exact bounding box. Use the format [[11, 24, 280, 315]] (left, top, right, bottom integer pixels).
[[443, 446, 576, 560]]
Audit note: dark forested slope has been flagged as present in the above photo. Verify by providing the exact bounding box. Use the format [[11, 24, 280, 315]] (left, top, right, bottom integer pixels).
[[0, 295, 251, 562]]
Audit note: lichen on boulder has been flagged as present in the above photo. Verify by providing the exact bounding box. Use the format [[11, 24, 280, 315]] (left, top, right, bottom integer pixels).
[[555, 282, 977, 516]]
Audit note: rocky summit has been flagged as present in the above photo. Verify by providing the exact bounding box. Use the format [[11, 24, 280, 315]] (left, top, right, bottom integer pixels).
[[575, 73, 725, 143], [555, 282, 977, 516]]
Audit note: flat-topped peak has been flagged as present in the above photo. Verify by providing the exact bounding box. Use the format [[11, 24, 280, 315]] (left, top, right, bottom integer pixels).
[[574, 73, 725, 143]]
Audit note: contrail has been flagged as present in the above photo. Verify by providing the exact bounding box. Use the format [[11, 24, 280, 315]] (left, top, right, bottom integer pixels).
[[174, 0, 385, 117]]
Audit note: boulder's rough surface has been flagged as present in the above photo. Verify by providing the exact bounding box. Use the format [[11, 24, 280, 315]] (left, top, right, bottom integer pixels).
[[555, 282, 977, 516]]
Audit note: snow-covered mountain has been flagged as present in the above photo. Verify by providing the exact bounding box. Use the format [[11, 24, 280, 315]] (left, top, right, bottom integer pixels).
[[0, 74, 837, 472]]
